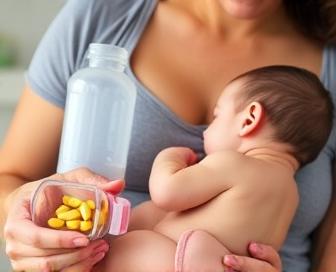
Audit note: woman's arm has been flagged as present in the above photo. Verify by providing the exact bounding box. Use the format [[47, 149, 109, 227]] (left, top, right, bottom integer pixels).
[[310, 164, 336, 271], [0, 86, 63, 234]]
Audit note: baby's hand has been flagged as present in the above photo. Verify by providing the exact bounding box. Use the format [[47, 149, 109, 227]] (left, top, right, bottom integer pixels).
[[159, 147, 198, 167]]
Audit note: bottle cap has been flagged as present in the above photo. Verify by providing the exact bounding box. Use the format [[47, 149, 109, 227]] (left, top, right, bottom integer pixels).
[[88, 43, 128, 66], [107, 194, 131, 235]]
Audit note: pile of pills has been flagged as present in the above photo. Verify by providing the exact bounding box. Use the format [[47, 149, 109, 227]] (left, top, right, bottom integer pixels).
[[47, 195, 96, 232]]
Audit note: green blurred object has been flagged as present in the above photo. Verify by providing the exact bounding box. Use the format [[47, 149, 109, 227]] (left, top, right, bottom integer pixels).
[[0, 35, 16, 67]]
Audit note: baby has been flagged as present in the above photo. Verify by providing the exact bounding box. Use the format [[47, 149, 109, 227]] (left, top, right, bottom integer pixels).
[[96, 65, 333, 272]]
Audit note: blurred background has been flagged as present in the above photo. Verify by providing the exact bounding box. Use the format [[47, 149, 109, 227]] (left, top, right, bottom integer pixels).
[[0, 0, 65, 269]]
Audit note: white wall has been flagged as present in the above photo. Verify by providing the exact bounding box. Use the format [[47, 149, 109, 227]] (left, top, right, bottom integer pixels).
[[0, 0, 65, 67], [0, 68, 25, 142], [0, 0, 65, 142]]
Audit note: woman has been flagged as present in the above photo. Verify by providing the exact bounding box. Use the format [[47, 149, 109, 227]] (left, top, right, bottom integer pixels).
[[1, 0, 335, 271]]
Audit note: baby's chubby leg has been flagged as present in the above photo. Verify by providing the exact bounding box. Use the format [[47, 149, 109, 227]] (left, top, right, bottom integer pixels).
[[94, 230, 176, 272]]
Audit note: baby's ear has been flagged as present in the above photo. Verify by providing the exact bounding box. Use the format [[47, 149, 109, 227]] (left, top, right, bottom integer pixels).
[[239, 102, 264, 136]]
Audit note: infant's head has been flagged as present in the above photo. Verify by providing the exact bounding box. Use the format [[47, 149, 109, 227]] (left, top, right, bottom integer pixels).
[[204, 65, 333, 166]]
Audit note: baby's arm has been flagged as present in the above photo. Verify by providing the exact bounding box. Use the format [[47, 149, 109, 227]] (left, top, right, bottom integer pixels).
[[149, 147, 234, 212]]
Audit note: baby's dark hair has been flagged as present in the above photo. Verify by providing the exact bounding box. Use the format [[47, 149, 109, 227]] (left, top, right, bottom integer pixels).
[[233, 65, 333, 167]]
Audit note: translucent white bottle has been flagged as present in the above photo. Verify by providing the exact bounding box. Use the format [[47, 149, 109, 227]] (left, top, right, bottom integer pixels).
[[57, 44, 136, 180]]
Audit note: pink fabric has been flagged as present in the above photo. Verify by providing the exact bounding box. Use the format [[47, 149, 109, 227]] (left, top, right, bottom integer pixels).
[[175, 230, 195, 272], [175, 229, 230, 272]]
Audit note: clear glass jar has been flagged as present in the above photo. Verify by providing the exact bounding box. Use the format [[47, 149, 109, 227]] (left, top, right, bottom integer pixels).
[[57, 43, 137, 180], [31, 180, 131, 240]]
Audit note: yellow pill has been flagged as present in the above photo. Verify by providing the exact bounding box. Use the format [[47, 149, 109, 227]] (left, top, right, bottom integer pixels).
[[79, 202, 91, 221], [63, 195, 82, 208], [62, 195, 71, 205], [57, 209, 81, 221], [48, 218, 65, 229], [66, 220, 81, 230], [98, 210, 107, 226], [86, 199, 96, 210], [80, 221, 93, 232], [98, 200, 108, 226], [55, 205, 71, 216]]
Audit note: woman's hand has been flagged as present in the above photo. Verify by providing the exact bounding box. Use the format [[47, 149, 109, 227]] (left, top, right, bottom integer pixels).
[[223, 242, 282, 272], [3, 167, 124, 272]]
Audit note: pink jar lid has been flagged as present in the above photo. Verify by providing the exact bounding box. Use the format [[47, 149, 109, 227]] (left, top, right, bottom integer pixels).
[[107, 194, 131, 235]]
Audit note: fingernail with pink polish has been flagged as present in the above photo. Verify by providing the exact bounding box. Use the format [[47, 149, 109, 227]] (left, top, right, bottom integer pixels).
[[224, 255, 239, 268], [73, 237, 89, 247], [250, 242, 262, 254]]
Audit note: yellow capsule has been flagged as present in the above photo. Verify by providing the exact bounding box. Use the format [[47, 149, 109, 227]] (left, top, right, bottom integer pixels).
[[79, 202, 91, 221], [98, 210, 107, 226], [63, 195, 82, 208], [80, 221, 93, 232], [62, 195, 71, 205], [98, 200, 108, 226], [55, 205, 71, 216], [57, 209, 81, 221], [48, 218, 65, 229], [66, 220, 81, 230], [86, 199, 96, 210]]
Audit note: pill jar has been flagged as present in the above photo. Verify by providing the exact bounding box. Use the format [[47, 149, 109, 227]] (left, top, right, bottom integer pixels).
[[31, 180, 130, 240]]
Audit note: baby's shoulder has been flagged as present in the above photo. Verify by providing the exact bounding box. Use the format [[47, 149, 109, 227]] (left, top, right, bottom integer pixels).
[[200, 151, 254, 181], [242, 160, 298, 197], [201, 151, 261, 174]]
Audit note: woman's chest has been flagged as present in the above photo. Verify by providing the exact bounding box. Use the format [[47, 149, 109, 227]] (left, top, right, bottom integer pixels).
[[130, 15, 323, 126]]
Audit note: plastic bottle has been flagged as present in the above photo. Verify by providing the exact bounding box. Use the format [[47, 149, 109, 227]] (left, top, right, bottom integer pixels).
[[31, 180, 131, 239], [57, 43, 137, 180]]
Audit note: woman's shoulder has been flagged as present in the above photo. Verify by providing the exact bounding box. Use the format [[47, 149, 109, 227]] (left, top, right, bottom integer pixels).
[[63, 0, 154, 23], [27, 0, 157, 108], [65, 0, 141, 10], [63, 0, 157, 52], [58, 0, 156, 30]]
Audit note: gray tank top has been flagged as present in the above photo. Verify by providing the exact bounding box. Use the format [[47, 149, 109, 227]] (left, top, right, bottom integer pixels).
[[26, 0, 336, 271]]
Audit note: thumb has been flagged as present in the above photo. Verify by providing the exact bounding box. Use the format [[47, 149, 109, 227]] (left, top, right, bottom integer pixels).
[[99, 179, 125, 195], [61, 167, 125, 194], [55, 167, 110, 185], [48, 167, 125, 194]]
